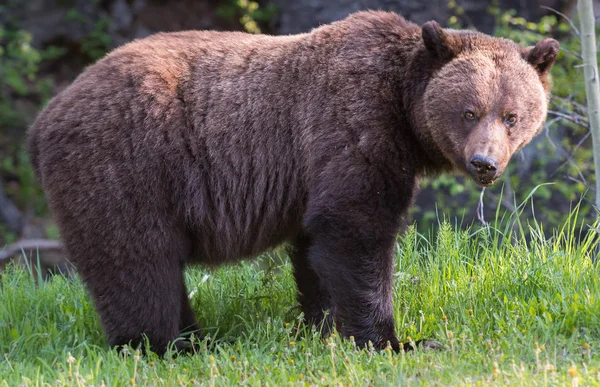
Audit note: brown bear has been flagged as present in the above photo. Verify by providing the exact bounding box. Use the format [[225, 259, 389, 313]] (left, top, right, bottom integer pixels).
[[27, 11, 558, 355]]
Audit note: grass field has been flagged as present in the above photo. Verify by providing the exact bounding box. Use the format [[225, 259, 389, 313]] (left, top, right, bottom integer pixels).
[[1, 211, 600, 386]]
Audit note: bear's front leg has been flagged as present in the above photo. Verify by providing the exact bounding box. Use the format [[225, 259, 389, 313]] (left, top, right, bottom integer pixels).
[[303, 207, 402, 352]]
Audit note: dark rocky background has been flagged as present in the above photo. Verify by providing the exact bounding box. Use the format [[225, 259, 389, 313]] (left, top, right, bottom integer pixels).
[[0, 0, 592, 274], [271, 0, 574, 34]]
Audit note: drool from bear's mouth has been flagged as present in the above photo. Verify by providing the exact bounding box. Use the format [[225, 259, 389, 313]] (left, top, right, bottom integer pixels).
[[476, 179, 496, 187]]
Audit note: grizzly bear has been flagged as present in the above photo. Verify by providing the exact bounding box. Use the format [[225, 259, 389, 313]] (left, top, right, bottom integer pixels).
[[28, 11, 558, 355]]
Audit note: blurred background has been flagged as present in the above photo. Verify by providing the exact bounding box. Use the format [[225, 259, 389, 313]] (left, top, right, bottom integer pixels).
[[0, 0, 595, 274]]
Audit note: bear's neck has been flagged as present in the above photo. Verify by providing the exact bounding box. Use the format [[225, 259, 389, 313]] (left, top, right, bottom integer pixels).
[[390, 42, 456, 177], [309, 17, 456, 177]]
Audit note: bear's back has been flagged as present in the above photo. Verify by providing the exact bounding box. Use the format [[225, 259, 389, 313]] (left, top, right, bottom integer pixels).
[[29, 30, 319, 263]]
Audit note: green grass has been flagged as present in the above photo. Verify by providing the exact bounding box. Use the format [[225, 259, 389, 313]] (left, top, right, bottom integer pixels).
[[1, 213, 600, 386]]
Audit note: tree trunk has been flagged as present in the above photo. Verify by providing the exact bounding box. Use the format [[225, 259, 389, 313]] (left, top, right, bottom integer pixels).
[[577, 0, 600, 210]]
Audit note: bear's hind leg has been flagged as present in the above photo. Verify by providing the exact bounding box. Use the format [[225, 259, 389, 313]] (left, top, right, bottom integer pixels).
[[86, 257, 187, 356], [59, 214, 194, 356], [290, 233, 334, 336]]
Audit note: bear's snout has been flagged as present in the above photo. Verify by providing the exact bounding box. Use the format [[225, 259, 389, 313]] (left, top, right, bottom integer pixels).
[[467, 155, 499, 186]]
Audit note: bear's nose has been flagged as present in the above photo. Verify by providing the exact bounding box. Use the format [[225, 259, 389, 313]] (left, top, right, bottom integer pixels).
[[468, 155, 497, 179]]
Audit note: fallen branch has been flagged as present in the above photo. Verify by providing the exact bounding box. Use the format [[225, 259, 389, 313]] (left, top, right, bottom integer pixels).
[[0, 239, 64, 262]]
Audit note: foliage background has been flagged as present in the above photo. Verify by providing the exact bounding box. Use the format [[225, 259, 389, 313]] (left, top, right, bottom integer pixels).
[[0, 0, 596, 265]]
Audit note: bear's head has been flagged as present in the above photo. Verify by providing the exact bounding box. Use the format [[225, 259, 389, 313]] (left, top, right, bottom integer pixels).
[[420, 21, 559, 186]]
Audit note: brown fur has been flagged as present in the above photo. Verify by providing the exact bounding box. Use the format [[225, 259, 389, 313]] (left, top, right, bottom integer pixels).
[[28, 11, 558, 354]]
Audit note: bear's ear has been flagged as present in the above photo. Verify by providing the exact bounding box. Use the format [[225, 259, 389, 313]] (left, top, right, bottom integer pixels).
[[422, 21, 460, 60], [523, 38, 560, 76]]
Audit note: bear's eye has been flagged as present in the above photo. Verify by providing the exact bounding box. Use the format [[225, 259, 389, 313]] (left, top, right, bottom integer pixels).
[[464, 111, 476, 120], [505, 114, 518, 127]]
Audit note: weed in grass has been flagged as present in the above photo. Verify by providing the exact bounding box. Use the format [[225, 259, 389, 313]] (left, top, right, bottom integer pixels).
[[1, 207, 600, 384]]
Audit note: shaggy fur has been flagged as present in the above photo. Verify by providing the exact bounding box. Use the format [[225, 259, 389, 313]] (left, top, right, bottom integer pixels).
[[28, 11, 558, 355]]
